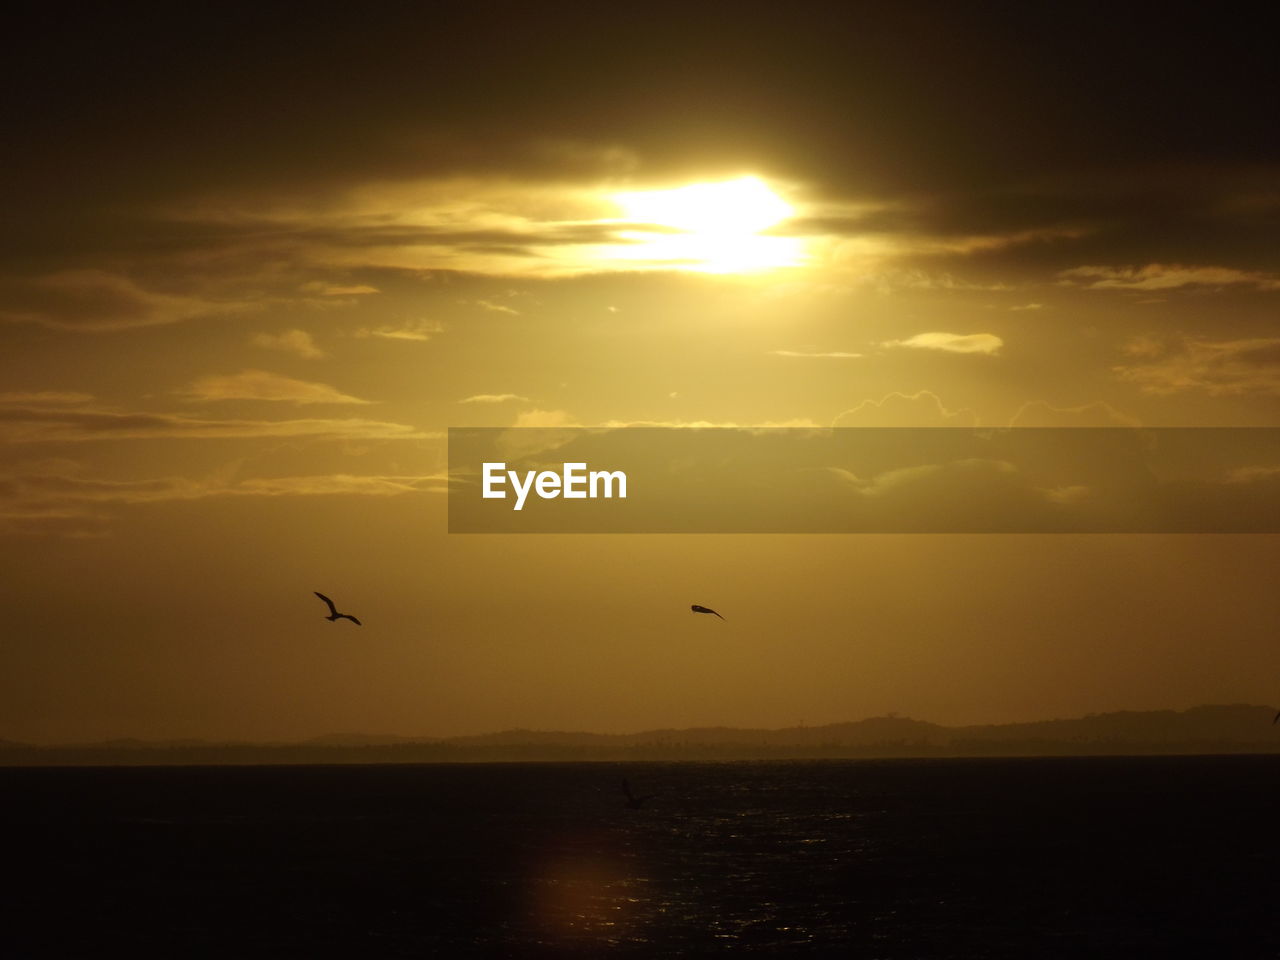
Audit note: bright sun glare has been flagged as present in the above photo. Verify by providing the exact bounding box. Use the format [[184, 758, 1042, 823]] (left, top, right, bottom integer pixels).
[[607, 176, 805, 274]]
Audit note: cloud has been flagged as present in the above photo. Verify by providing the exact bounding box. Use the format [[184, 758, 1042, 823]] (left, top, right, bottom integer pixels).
[[4, 473, 207, 504], [0, 270, 239, 330], [804, 457, 1099, 531], [1113, 337, 1280, 396], [0, 391, 94, 405], [902, 226, 1089, 257], [802, 207, 1089, 252], [1059, 264, 1280, 292], [234, 474, 449, 496], [512, 409, 580, 428], [883, 332, 1004, 355], [5, 465, 447, 500], [1009, 400, 1141, 428], [251, 329, 324, 359], [148, 180, 660, 279], [833, 391, 979, 428], [0, 405, 427, 443], [472, 299, 520, 315], [0, 167, 1099, 289], [298, 281, 380, 296], [356, 319, 444, 342], [458, 393, 529, 404], [179, 370, 371, 405], [1120, 335, 1166, 358], [5, 472, 444, 503], [1224, 465, 1280, 485], [597, 418, 822, 429], [847, 458, 1018, 498], [0, 466, 449, 536], [772, 350, 862, 358], [1043, 485, 1091, 505]]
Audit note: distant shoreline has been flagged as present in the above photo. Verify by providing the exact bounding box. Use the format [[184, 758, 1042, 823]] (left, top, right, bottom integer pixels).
[[4, 704, 1278, 766], [4, 748, 1280, 769]]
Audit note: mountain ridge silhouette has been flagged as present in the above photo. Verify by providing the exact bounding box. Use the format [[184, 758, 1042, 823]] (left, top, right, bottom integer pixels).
[[3, 704, 1278, 764]]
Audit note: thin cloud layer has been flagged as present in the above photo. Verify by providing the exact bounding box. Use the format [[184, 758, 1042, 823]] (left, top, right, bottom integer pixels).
[[772, 350, 863, 358], [1114, 338, 1280, 396], [0, 391, 95, 405], [883, 332, 1004, 355], [0, 270, 240, 330], [251, 329, 325, 359], [298, 281, 380, 296], [356, 320, 445, 342], [458, 394, 529, 404], [0, 404, 426, 443], [1059, 264, 1280, 292], [473, 300, 520, 315], [1009, 400, 1141, 428], [0, 466, 449, 537], [180, 370, 371, 405]]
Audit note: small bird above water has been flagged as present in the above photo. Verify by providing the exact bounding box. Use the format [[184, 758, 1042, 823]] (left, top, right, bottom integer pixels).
[[314, 592, 362, 625], [691, 604, 725, 620], [622, 777, 656, 809]]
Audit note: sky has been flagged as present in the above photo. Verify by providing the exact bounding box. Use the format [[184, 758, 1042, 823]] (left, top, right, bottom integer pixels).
[[1, 3, 1277, 743]]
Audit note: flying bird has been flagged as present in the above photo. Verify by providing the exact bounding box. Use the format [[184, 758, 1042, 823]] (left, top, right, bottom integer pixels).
[[691, 604, 725, 620], [622, 777, 656, 809], [314, 592, 362, 625]]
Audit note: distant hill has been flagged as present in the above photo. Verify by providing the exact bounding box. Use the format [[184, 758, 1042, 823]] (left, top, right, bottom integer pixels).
[[2, 705, 1277, 765], [304, 732, 440, 748]]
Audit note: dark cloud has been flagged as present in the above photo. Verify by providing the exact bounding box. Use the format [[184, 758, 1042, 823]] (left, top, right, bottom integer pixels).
[[1114, 338, 1280, 396], [3, 1, 1275, 296], [1060, 264, 1280, 292], [0, 270, 239, 330], [5, 4, 1275, 228]]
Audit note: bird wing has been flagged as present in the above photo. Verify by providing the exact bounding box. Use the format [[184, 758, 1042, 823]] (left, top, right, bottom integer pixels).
[[341, 614, 362, 626], [314, 592, 338, 615], [1273, 710, 1280, 725]]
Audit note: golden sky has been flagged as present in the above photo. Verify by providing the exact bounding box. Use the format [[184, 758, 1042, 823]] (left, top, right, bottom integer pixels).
[[1, 4, 1277, 743]]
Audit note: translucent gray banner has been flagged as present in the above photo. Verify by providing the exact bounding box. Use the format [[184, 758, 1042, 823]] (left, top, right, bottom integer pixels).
[[448, 427, 1280, 533]]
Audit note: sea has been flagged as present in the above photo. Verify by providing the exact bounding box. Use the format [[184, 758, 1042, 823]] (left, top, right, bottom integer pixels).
[[2, 756, 1277, 957]]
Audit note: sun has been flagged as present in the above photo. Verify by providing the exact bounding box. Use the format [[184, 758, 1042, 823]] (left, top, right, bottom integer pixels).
[[613, 176, 793, 234], [606, 176, 806, 274]]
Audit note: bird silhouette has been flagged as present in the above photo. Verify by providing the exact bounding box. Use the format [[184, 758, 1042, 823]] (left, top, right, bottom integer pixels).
[[691, 604, 725, 620], [622, 777, 656, 809], [314, 592, 362, 625]]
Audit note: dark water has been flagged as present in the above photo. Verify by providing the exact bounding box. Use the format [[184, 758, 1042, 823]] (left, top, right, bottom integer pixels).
[[2, 756, 1278, 957]]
